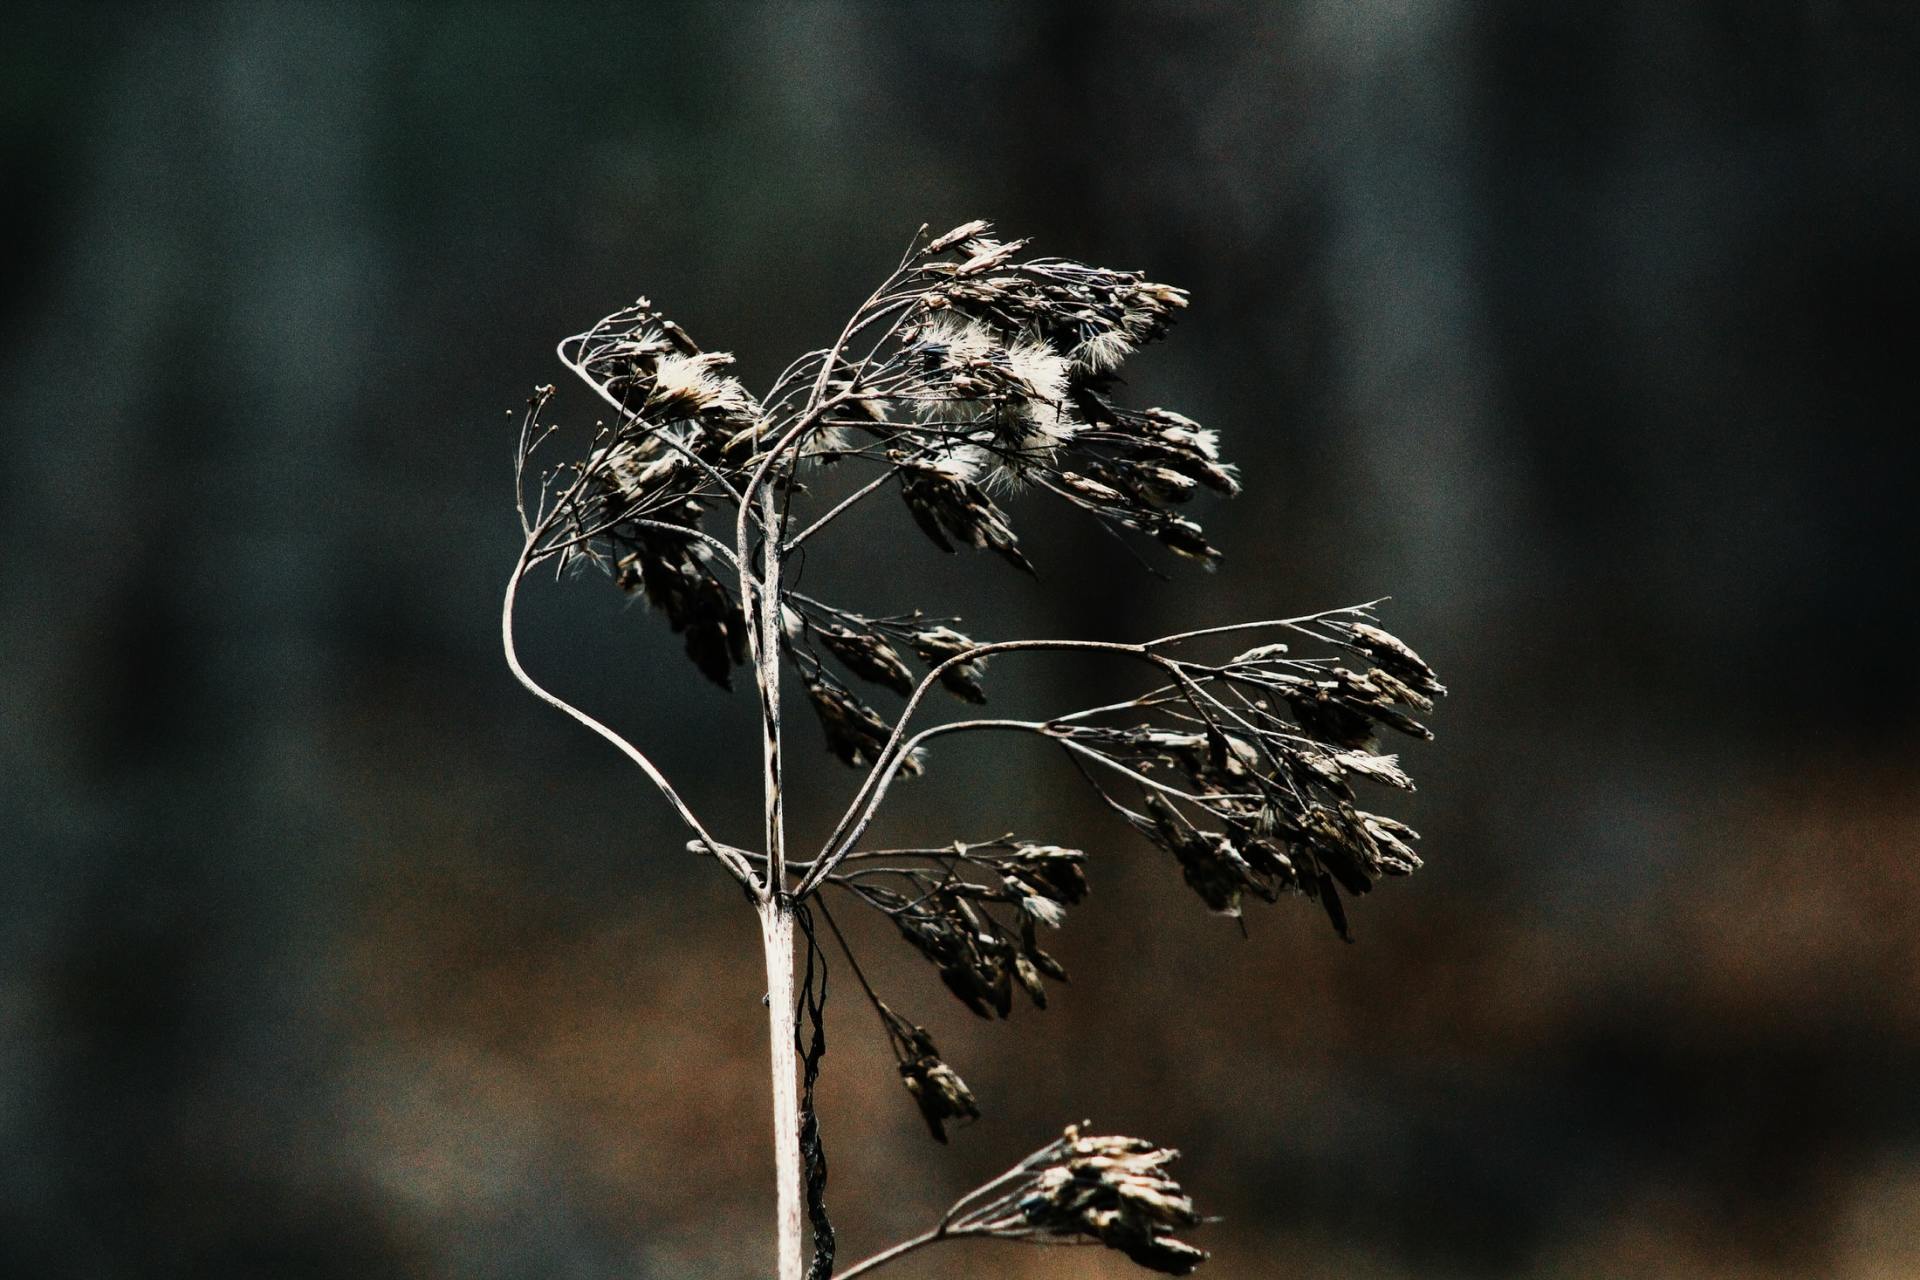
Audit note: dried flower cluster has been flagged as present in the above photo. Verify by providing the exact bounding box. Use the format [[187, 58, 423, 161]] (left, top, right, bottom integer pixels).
[[780, 602, 987, 772], [504, 219, 1449, 1279], [869, 1125, 1207, 1277], [518, 222, 1239, 761], [814, 838, 1086, 1136], [1043, 610, 1445, 938], [835, 231, 1235, 570], [837, 839, 1084, 1016], [878, 1003, 979, 1143]]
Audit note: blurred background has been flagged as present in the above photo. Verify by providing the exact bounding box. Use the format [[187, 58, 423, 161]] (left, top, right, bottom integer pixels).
[[5, 3, 1916, 1277]]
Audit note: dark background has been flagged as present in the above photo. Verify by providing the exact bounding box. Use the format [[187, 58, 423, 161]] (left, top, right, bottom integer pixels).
[[5, 4, 1917, 1277]]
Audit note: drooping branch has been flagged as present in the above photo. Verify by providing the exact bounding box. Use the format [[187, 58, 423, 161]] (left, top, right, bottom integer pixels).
[[791, 602, 1443, 954], [501, 546, 752, 887], [798, 613, 1381, 897]]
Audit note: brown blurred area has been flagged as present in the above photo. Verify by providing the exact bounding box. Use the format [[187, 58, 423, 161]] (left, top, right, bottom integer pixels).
[[5, 3, 1916, 1277]]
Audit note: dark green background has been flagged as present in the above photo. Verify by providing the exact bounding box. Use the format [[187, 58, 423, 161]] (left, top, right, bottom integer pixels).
[[5, 4, 1916, 1277]]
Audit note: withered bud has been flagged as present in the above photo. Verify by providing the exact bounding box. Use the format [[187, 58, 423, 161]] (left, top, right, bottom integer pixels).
[[1143, 793, 1272, 917], [1131, 464, 1200, 503], [1364, 665, 1435, 713], [802, 673, 922, 774], [813, 623, 916, 696], [1275, 667, 1432, 749], [1360, 812, 1422, 873], [908, 624, 990, 703], [1326, 620, 1447, 697], [1150, 512, 1220, 564], [894, 901, 1010, 1019], [999, 843, 1090, 910], [1057, 471, 1129, 506], [1332, 749, 1414, 790], [893, 1021, 980, 1143], [948, 236, 1028, 276], [614, 543, 748, 690], [898, 461, 1035, 575], [927, 218, 993, 253], [893, 888, 1060, 1018]]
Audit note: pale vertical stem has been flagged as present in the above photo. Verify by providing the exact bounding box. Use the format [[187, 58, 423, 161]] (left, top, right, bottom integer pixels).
[[758, 898, 802, 1280], [758, 486, 787, 890], [750, 481, 803, 1280]]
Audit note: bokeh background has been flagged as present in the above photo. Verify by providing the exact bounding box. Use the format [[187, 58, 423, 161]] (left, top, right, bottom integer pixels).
[[5, 3, 1917, 1277]]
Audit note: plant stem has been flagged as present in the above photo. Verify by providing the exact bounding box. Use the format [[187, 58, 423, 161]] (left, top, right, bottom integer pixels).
[[834, 1227, 944, 1279], [758, 896, 803, 1280], [749, 476, 804, 1280]]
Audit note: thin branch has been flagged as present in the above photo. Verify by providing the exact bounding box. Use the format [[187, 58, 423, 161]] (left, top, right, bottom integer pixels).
[[814, 897, 904, 1056], [512, 385, 554, 540], [533, 510, 744, 573], [834, 1137, 1084, 1279], [833, 1227, 946, 1280], [799, 709, 1067, 897], [799, 605, 1396, 896], [1057, 739, 1259, 805], [782, 468, 900, 552], [1144, 600, 1386, 650], [501, 546, 752, 887], [797, 643, 1198, 895]]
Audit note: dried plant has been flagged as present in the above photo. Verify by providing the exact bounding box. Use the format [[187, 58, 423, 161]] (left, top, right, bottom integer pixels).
[[501, 221, 1447, 1278]]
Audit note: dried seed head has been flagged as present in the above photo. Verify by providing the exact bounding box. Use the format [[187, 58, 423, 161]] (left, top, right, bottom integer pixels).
[[901, 1054, 979, 1143], [886, 1015, 980, 1143], [812, 622, 916, 697], [614, 538, 748, 690], [917, 313, 999, 369], [927, 218, 993, 253], [998, 843, 1091, 907], [1006, 338, 1075, 442], [890, 883, 1066, 1019], [647, 351, 760, 422], [1070, 327, 1137, 373], [894, 902, 1009, 1019], [801, 672, 923, 774], [948, 235, 1028, 276], [948, 1124, 1209, 1275], [1141, 792, 1269, 917], [906, 624, 990, 703], [1332, 749, 1414, 790], [897, 460, 1035, 575], [1324, 619, 1448, 698], [1040, 606, 1440, 937]]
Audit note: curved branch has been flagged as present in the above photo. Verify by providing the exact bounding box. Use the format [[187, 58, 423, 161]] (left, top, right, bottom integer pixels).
[[796, 612, 1374, 898], [502, 545, 754, 888], [797, 640, 1172, 897], [1145, 600, 1386, 650], [834, 1228, 946, 1280], [734, 278, 928, 554], [1058, 738, 1259, 806]]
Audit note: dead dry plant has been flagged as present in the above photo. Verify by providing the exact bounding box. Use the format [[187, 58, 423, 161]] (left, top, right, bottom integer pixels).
[[501, 220, 1446, 1278]]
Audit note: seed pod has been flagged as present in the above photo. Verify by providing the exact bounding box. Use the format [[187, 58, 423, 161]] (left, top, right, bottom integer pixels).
[[814, 623, 916, 696], [908, 625, 990, 703]]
